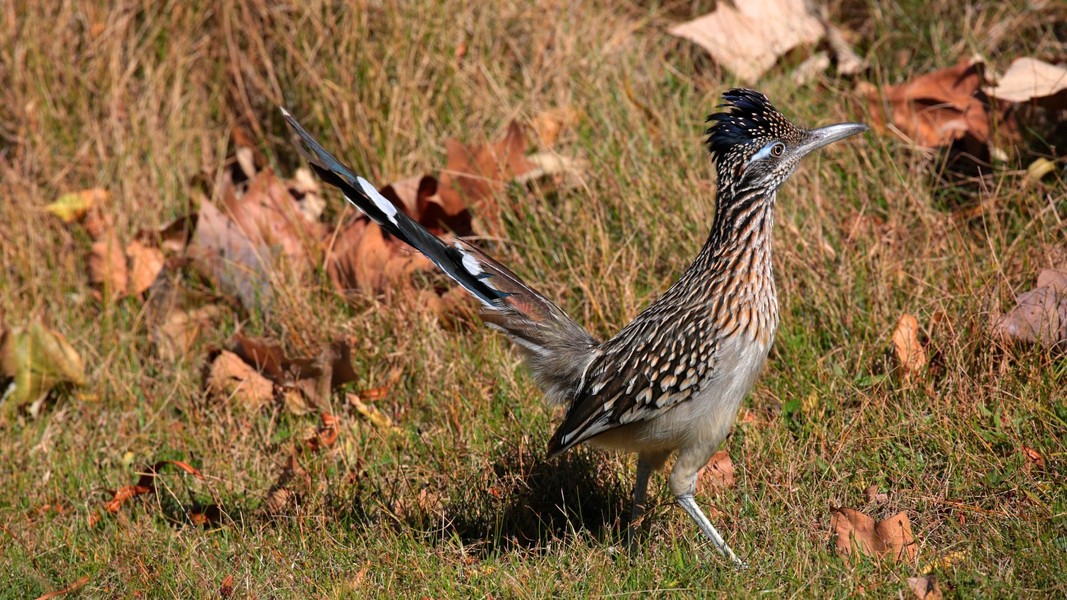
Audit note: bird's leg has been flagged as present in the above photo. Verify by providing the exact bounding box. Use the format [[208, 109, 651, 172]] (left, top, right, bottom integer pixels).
[[676, 495, 745, 567], [670, 448, 746, 568], [626, 451, 669, 550]]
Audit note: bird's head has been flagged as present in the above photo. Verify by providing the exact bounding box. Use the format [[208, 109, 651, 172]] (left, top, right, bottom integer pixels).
[[706, 89, 867, 193]]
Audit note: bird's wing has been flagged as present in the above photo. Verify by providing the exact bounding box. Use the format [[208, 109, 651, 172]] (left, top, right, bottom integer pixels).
[[546, 305, 717, 455]]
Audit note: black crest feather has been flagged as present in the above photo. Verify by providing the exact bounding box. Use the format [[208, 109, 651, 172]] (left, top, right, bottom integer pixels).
[[705, 89, 796, 163]]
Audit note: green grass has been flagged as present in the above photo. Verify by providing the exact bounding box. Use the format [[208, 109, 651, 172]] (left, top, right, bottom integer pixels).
[[2, 0, 1065, 597]]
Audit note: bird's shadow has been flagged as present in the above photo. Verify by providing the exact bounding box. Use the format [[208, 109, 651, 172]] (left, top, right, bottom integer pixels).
[[430, 444, 632, 555]]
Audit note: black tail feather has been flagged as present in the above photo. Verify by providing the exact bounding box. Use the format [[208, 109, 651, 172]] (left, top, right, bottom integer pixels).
[[281, 108, 600, 405]]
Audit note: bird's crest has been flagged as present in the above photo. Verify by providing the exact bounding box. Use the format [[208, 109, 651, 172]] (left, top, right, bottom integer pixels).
[[705, 89, 801, 169]]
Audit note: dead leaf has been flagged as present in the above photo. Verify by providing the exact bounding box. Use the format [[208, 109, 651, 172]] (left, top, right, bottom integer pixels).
[[0, 318, 85, 413], [1021, 445, 1046, 469], [88, 233, 129, 298], [985, 57, 1067, 108], [104, 460, 203, 514], [219, 574, 234, 599], [125, 239, 165, 296], [44, 188, 109, 223], [830, 507, 918, 563], [440, 121, 536, 236], [205, 350, 275, 411], [229, 334, 358, 390], [34, 575, 90, 600], [698, 450, 736, 490], [668, 0, 823, 84], [862, 59, 990, 147], [893, 313, 927, 376], [347, 392, 396, 431], [302, 412, 340, 452], [223, 169, 324, 272], [530, 106, 581, 147], [189, 199, 274, 310], [993, 269, 1067, 349], [865, 485, 889, 504], [908, 575, 943, 600], [152, 305, 221, 362]]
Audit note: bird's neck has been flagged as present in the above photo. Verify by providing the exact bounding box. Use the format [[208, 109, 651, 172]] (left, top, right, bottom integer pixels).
[[697, 185, 779, 342]]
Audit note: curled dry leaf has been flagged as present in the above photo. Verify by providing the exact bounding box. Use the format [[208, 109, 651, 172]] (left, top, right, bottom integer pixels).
[[861, 59, 990, 148], [302, 412, 340, 453], [190, 199, 274, 310], [103, 460, 204, 514], [347, 392, 396, 431], [865, 485, 889, 504], [893, 313, 927, 376], [88, 233, 129, 299], [228, 334, 358, 390], [830, 507, 918, 563], [125, 239, 165, 296], [44, 188, 109, 223], [205, 350, 274, 411], [530, 106, 581, 148], [908, 575, 943, 600], [152, 304, 221, 362], [0, 317, 85, 413], [440, 121, 535, 237], [668, 0, 823, 84], [34, 575, 90, 600], [698, 450, 736, 491], [993, 269, 1067, 350], [985, 57, 1067, 108], [1020, 445, 1046, 469]]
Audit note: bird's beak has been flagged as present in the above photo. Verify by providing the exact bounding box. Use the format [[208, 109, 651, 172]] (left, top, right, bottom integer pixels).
[[794, 122, 868, 158]]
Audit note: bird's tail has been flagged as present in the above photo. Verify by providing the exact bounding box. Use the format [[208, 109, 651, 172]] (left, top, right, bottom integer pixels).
[[281, 108, 598, 406]]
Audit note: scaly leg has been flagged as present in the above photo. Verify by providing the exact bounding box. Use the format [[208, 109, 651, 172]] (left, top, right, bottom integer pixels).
[[676, 494, 746, 567], [627, 451, 669, 549]]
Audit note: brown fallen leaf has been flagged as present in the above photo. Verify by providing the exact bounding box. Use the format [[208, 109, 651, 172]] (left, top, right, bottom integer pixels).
[[830, 507, 918, 563], [219, 574, 235, 599], [88, 233, 129, 299], [865, 485, 889, 505], [994, 269, 1067, 349], [302, 412, 340, 453], [44, 188, 109, 223], [985, 57, 1067, 108], [0, 318, 85, 414], [668, 0, 824, 84], [439, 121, 536, 237], [205, 350, 275, 411], [223, 168, 324, 272], [229, 334, 358, 390], [530, 106, 581, 148], [34, 575, 90, 600], [125, 239, 165, 296], [892, 313, 927, 376], [698, 450, 736, 491], [1021, 445, 1046, 469], [189, 199, 274, 310], [908, 575, 943, 600], [103, 460, 204, 514], [152, 304, 222, 362], [862, 59, 990, 148]]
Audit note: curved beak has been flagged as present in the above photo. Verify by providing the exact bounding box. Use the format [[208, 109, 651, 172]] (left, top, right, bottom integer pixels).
[[793, 122, 868, 159]]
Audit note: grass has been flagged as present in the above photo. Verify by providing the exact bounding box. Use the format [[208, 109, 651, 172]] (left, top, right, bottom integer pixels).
[[2, 0, 1065, 597]]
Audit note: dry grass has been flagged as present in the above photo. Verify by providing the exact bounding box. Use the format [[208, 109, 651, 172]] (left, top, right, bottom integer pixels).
[[2, 0, 1065, 597]]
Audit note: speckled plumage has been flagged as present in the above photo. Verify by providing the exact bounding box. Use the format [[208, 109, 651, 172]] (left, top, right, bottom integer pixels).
[[282, 89, 867, 566]]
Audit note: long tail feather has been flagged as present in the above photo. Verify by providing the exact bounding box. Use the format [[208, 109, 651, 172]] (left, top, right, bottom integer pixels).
[[281, 108, 599, 405]]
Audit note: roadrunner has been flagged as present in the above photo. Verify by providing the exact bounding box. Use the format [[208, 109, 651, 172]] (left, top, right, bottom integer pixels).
[[282, 89, 866, 565]]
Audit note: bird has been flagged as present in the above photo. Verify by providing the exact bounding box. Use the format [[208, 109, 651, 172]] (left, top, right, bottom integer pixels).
[[280, 89, 867, 566]]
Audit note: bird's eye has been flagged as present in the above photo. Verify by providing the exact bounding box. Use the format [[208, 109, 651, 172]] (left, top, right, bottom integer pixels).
[[770, 142, 785, 157]]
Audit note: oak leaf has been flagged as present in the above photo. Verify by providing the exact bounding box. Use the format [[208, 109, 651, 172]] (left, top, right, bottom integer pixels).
[[892, 313, 927, 376], [830, 507, 918, 563]]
